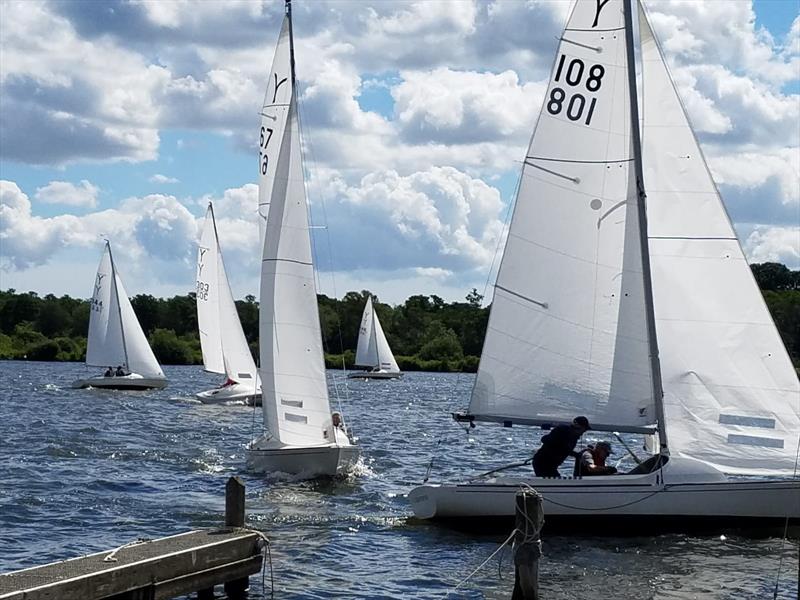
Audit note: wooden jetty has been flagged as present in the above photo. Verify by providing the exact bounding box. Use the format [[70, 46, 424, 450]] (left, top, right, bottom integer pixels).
[[0, 477, 265, 600]]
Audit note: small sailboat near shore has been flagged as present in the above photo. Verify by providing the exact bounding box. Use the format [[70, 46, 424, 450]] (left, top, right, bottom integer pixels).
[[195, 203, 261, 405], [348, 296, 402, 380], [409, 0, 799, 533], [246, 0, 359, 478], [72, 241, 167, 391]]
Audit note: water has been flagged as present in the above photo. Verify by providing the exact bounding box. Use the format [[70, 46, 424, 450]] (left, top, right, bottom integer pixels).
[[1, 361, 797, 599]]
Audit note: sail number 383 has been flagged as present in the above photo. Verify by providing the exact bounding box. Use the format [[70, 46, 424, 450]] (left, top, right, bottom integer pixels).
[[547, 55, 605, 126]]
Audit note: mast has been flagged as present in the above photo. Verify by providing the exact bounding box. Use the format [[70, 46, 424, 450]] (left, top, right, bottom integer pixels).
[[285, 0, 296, 86], [623, 0, 668, 454], [106, 240, 130, 371]]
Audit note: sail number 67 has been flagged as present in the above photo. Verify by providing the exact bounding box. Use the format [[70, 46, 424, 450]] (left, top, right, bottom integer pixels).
[[547, 55, 605, 126]]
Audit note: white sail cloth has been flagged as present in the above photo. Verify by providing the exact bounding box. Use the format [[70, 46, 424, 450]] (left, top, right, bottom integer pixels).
[[196, 204, 259, 385], [259, 18, 332, 447], [86, 243, 164, 379], [639, 3, 800, 476], [258, 17, 292, 248], [469, 0, 655, 432], [354, 297, 400, 372]]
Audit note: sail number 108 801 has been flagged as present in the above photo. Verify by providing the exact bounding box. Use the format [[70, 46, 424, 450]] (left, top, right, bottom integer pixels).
[[547, 55, 605, 126]]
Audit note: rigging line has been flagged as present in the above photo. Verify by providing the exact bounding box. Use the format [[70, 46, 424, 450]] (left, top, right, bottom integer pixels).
[[442, 528, 519, 598], [294, 78, 351, 424], [772, 430, 800, 600], [526, 155, 635, 164]]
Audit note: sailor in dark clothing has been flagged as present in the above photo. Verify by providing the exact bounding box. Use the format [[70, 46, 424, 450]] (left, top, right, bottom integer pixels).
[[532, 416, 591, 477], [115, 365, 125, 376]]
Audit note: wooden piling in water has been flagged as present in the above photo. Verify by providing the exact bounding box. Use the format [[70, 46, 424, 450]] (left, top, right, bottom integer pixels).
[[0, 477, 264, 600], [512, 488, 543, 600]]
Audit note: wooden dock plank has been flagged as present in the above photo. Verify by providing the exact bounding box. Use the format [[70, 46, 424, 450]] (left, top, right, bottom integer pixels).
[[0, 529, 262, 600], [153, 555, 262, 600]]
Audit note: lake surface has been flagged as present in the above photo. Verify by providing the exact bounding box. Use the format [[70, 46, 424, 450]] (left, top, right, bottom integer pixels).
[[1, 361, 797, 599]]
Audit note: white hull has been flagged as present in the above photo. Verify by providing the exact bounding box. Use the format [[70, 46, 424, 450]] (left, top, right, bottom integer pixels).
[[246, 434, 359, 478], [72, 374, 168, 390], [196, 382, 261, 405], [347, 370, 402, 380], [408, 457, 800, 533]]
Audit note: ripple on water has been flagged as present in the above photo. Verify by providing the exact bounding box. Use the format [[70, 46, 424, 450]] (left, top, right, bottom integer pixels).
[[1, 362, 797, 599]]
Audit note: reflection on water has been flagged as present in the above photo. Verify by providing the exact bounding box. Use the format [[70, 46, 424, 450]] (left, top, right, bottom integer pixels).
[[0, 362, 797, 599]]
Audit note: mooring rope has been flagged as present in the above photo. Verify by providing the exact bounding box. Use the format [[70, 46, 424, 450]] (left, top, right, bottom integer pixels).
[[441, 528, 519, 598], [102, 538, 151, 562]]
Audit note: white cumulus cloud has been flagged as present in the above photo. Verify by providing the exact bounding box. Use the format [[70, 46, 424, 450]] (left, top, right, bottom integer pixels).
[[34, 180, 99, 208]]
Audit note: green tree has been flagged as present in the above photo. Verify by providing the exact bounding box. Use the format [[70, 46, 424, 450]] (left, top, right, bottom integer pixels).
[[130, 294, 162, 335], [418, 321, 463, 361], [149, 328, 194, 364], [36, 297, 72, 337], [751, 262, 798, 291]]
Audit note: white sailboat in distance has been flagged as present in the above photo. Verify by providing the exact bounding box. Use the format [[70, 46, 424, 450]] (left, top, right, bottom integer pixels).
[[72, 241, 168, 391], [195, 202, 261, 405], [409, 0, 799, 533], [348, 296, 402, 380], [246, 0, 359, 478]]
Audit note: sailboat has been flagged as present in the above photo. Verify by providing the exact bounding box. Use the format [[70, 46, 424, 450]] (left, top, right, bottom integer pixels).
[[409, 0, 799, 532], [195, 202, 261, 405], [348, 296, 402, 380], [72, 241, 168, 391], [246, 0, 360, 477]]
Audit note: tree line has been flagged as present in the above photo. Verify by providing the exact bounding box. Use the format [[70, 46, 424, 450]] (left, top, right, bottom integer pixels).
[[0, 262, 798, 371]]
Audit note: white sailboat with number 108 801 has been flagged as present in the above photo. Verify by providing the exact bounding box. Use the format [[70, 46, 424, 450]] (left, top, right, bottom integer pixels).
[[246, 0, 359, 478], [408, 0, 800, 533]]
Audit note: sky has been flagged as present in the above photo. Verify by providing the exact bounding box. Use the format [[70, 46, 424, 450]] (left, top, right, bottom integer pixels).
[[0, 0, 798, 306]]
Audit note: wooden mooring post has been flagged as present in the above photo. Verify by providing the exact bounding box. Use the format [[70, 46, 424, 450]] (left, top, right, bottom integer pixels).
[[512, 488, 543, 600], [0, 477, 264, 600]]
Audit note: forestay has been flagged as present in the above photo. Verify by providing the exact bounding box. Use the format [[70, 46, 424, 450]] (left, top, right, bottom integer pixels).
[[639, 2, 800, 476], [196, 204, 258, 384], [258, 16, 292, 248], [354, 297, 400, 372], [259, 95, 332, 447], [469, 0, 656, 433]]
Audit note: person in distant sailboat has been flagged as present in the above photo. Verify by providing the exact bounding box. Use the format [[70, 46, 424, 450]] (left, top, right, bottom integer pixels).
[[532, 416, 591, 477], [115, 365, 125, 376], [573, 441, 617, 477], [104, 367, 113, 377]]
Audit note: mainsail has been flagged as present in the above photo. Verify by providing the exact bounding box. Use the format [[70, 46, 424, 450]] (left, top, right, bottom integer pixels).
[[468, 0, 655, 433], [196, 203, 258, 385], [354, 296, 400, 372], [86, 242, 164, 379], [259, 13, 332, 447], [638, 2, 800, 476], [258, 16, 292, 248]]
